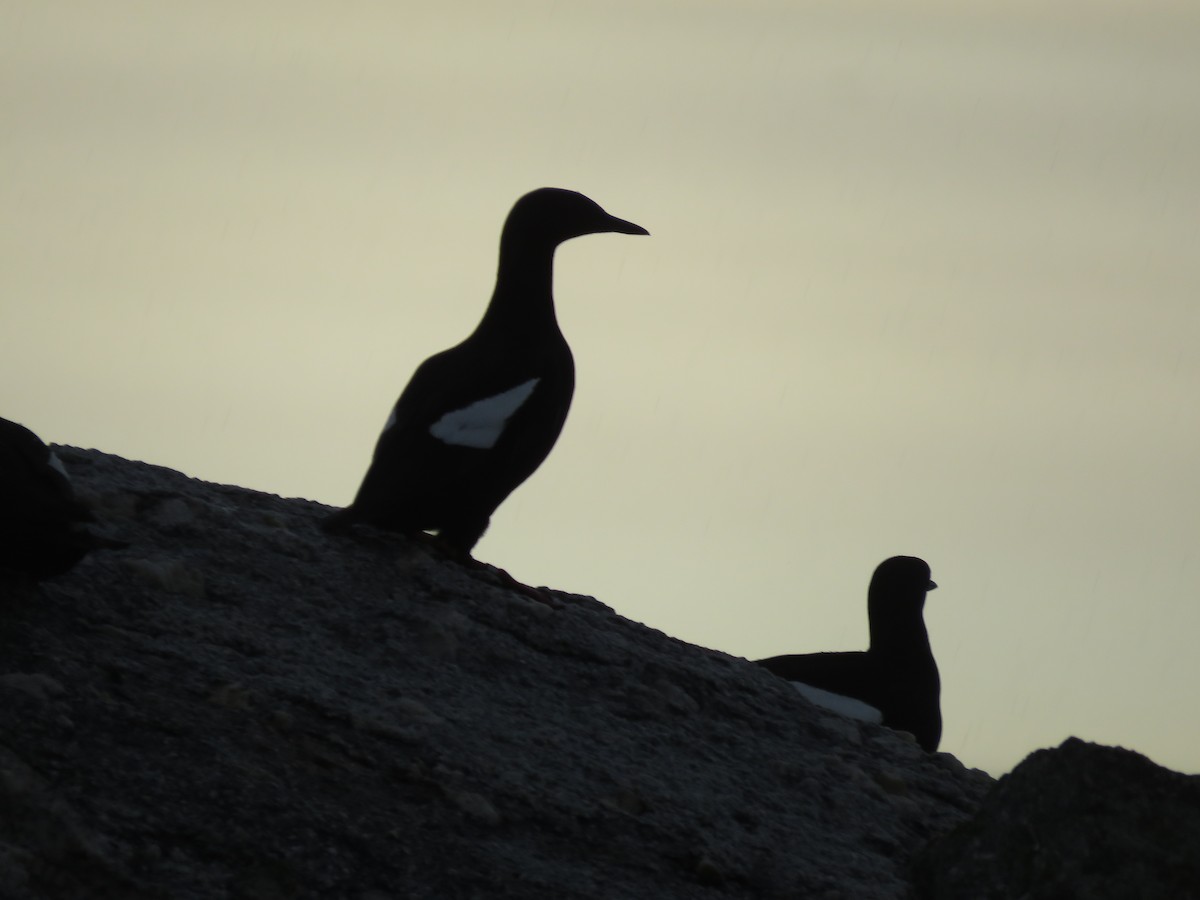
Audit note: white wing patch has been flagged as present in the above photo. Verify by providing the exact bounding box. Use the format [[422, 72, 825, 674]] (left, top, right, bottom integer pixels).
[[790, 681, 883, 724], [429, 378, 541, 449], [47, 451, 72, 482]]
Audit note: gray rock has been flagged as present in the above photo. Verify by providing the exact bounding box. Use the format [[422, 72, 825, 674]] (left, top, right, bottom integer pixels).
[[1, 448, 1184, 899], [914, 737, 1200, 899]]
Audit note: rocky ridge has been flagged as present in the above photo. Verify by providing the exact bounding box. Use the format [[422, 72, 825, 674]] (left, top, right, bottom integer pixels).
[[1, 448, 1193, 899]]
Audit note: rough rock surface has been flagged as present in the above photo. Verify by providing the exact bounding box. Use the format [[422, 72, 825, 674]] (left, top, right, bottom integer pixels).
[[915, 737, 1200, 900], [0, 448, 1185, 899]]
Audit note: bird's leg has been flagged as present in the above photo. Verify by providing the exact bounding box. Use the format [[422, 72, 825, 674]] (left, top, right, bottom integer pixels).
[[424, 531, 563, 608]]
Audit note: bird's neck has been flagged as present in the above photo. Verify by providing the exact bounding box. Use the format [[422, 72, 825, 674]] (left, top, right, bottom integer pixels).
[[868, 600, 931, 660], [479, 233, 560, 332]]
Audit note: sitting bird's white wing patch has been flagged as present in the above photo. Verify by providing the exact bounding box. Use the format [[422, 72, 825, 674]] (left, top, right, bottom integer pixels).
[[429, 378, 541, 449], [790, 682, 883, 724], [47, 451, 71, 481]]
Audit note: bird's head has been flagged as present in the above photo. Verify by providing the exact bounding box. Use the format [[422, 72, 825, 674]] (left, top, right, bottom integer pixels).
[[869, 555, 937, 611], [504, 188, 649, 247], [865, 555, 937, 653]]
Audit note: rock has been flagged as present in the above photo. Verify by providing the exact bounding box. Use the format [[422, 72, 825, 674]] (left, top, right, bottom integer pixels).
[[121, 556, 206, 597], [914, 737, 1200, 899], [0, 672, 67, 701], [0, 448, 1185, 899], [447, 790, 502, 826]]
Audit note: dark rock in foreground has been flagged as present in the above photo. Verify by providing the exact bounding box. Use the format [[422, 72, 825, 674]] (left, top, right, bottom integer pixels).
[[0, 448, 1189, 898], [915, 737, 1200, 900]]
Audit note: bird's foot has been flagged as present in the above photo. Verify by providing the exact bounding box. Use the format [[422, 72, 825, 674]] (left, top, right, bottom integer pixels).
[[469, 563, 563, 608], [409, 534, 562, 607], [320, 517, 561, 606]]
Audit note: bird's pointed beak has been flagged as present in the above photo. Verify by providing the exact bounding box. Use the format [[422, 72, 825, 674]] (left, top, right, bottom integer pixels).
[[927, 579, 938, 591], [603, 214, 649, 236]]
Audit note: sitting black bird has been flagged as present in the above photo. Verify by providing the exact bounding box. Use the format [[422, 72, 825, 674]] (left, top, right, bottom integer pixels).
[[756, 556, 942, 751], [325, 188, 648, 553], [0, 417, 123, 580]]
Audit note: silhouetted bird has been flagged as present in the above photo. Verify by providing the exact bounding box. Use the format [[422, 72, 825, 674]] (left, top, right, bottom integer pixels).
[[325, 188, 648, 553], [756, 556, 942, 751], [0, 417, 123, 580]]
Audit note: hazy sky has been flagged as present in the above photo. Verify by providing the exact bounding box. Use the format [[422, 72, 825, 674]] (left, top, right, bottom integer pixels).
[[4, 1, 1198, 776]]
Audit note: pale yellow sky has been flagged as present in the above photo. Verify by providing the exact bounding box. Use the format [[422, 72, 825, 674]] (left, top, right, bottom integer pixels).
[[3, 1, 1198, 775]]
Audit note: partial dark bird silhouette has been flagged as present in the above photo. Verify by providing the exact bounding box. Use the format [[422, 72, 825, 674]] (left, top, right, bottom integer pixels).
[[756, 556, 942, 751], [325, 187, 648, 553], [0, 417, 124, 580]]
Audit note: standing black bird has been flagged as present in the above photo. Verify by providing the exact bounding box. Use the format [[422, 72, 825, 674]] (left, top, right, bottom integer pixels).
[[756, 556, 942, 751], [325, 188, 648, 553], [0, 417, 122, 580]]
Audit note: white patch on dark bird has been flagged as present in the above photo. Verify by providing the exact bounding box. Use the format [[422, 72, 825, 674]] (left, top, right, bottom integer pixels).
[[383, 408, 397, 433], [47, 451, 71, 482], [429, 378, 541, 449], [791, 682, 883, 724]]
